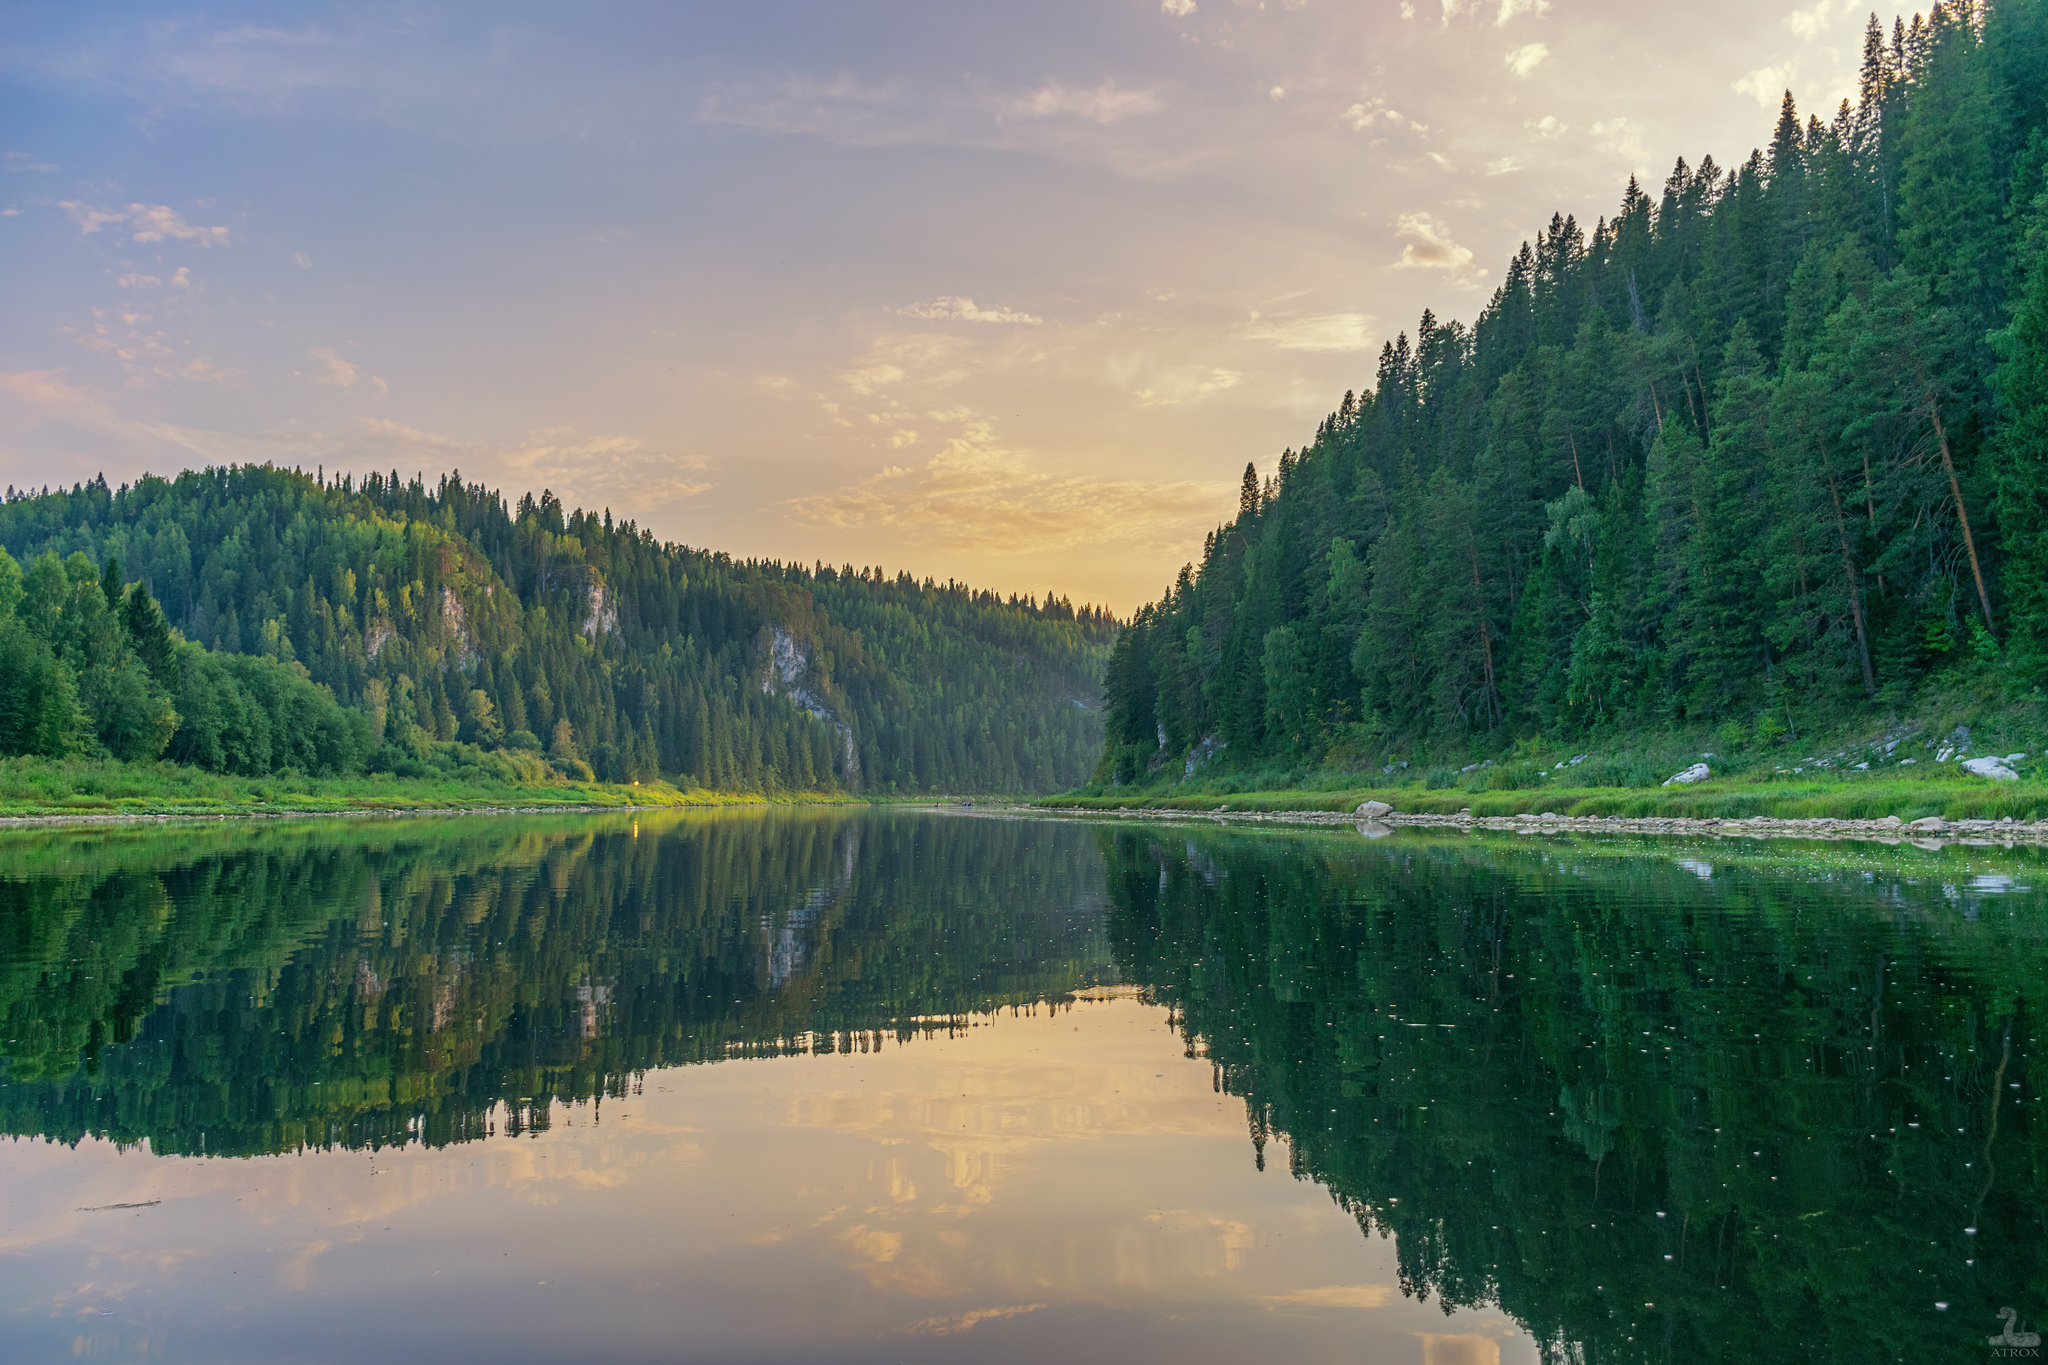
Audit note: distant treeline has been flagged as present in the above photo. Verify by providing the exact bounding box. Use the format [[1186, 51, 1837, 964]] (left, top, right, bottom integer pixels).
[[0, 464, 1114, 793], [1100, 1, 2048, 784]]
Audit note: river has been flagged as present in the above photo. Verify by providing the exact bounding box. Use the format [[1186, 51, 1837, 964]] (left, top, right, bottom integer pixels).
[[0, 809, 2039, 1362]]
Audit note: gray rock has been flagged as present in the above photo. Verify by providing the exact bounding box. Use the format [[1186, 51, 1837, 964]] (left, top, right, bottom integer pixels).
[[1662, 763, 1712, 786], [1909, 816, 1947, 829], [1961, 756, 2020, 781], [1357, 800, 1394, 819]]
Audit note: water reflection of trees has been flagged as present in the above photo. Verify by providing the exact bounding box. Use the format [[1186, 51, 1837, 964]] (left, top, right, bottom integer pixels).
[[1101, 826, 2047, 1365], [0, 811, 1113, 1157]]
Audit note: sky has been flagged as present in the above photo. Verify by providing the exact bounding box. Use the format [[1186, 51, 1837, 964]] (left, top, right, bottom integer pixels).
[[1, 0, 1890, 611]]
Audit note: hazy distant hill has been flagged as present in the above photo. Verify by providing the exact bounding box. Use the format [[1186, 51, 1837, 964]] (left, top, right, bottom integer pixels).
[[0, 465, 1113, 794]]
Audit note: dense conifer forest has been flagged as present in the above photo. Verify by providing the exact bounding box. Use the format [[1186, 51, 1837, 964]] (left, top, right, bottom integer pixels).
[[1099, 1, 2048, 786], [0, 466, 1112, 794]]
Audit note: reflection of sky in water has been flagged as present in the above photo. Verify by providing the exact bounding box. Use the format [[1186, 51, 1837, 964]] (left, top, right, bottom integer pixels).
[[0, 997, 1529, 1364]]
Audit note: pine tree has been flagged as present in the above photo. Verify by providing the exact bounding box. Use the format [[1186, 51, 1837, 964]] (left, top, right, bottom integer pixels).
[[1990, 187, 2048, 675]]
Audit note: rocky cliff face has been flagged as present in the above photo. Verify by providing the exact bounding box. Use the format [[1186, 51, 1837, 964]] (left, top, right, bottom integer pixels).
[[762, 625, 861, 781], [582, 573, 618, 638]]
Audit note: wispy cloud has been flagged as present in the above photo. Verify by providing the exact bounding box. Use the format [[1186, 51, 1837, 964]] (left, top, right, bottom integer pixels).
[[1591, 116, 1647, 164], [1505, 43, 1549, 76], [59, 202, 131, 235], [1343, 101, 1427, 135], [1495, 0, 1551, 23], [896, 297, 1042, 325], [1016, 81, 1161, 124], [1242, 312, 1376, 353], [1786, 0, 1860, 40], [1160, 0, 1197, 15], [70, 309, 242, 384], [128, 204, 231, 245], [354, 418, 713, 509], [57, 201, 231, 246], [4, 151, 57, 173], [1392, 212, 1484, 279], [309, 347, 386, 394], [1, 369, 94, 408], [1732, 65, 1794, 109], [784, 409, 1226, 553], [836, 333, 971, 396], [1134, 367, 1243, 407]]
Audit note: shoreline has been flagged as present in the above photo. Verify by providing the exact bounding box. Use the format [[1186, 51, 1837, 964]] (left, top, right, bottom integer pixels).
[[0, 803, 671, 830], [10, 799, 2042, 848], [1047, 803, 2048, 847], [0, 796, 1000, 831]]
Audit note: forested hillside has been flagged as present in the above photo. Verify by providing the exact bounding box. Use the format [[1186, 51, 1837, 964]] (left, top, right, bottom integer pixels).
[[0, 466, 1113, 794], [1100, 1, 2048, 785]]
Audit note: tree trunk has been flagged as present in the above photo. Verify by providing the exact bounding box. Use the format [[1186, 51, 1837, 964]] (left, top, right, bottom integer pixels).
[[1925, 390, 1997, 638], [1468, 547, 1500, 726], [1826, 474, 1879, 698]]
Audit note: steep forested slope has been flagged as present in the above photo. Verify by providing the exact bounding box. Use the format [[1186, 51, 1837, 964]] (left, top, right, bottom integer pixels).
[[0, 466, 1112, 793], [1100, 1, 2048, 784]]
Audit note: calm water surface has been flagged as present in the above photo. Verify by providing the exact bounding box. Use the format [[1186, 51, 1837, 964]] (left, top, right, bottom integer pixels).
[[0, 809, 2040, 1362]]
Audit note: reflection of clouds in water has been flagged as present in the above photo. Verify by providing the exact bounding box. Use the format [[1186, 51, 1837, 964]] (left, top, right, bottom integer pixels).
[[900, 1302, 1048, 1335], [1263, 1284, 1398, 1308], [770, 1002, 1302, 1302], [781, 1047, 1241, 1207], [0, 1108, 702, 1262], [1421, 1333, 1505, 1365], [0, 998, 1538, 1357], [1144, 1209, 1256, 1272], [279, 1238, 333, 1292]]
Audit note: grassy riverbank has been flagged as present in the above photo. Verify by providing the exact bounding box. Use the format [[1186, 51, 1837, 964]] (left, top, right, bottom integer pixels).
[[1052, 691, 2048, 822], [1042, 773, 2048, 823], [0, 756, 866, 819]]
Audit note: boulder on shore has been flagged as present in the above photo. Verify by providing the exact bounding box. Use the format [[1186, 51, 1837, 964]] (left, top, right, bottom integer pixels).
[[1357, 800, 1394, 819], [1662, 763, 1712, 786], [1961, 756, 2019, 781]]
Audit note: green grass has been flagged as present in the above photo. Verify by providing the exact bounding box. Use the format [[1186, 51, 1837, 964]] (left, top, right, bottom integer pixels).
[[1055, 683, 2048, 822], [1039, 774, 2048, 822], [0, 756, 866, 819]]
